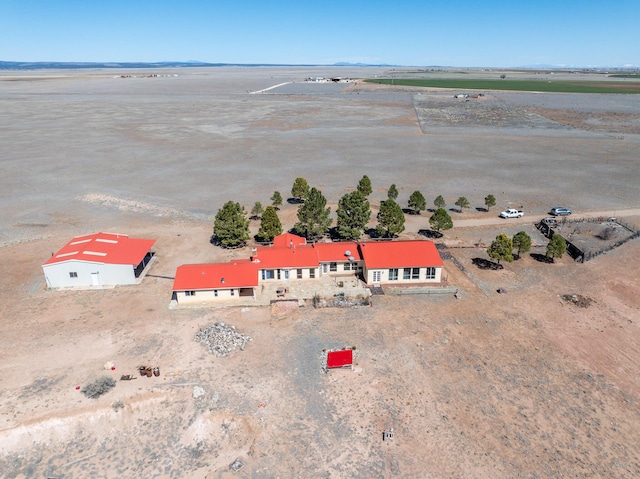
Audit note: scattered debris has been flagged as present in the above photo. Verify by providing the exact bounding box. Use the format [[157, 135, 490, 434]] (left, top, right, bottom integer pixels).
[[383, 428, 395, 441], [497, 287, 507, 294], [230, 458, 244, 471], [561, 294, 594, 308], [120, 375, 136, 381], [194, 322, 252, 356]]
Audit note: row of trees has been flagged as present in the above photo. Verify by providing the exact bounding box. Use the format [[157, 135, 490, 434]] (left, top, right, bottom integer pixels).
[[487, 231, 566, 264], [213, 176, 495, 247]]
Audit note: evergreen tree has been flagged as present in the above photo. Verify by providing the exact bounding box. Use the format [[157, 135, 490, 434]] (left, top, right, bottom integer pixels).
[[429, 208, 453, 232], [357, 175, 373, 196], [546, 234, 567, 261], [487, 233, 514, 264], [387, 184, 399, 200], [294, 187, 332, 239], [336, 191, 371, 240], [257, 206, 283, 243], [270, 191, 283, 210], [291, 177, 310, 202], [250, 201, 264, 219], [484, 194, 496, 211], [376, 199, 405, 238], [213, 201, 250, 248], [408, 190, 427, 214], [455, 196, 470, 212], [512, 231, 532, 258], [434, 195, 446, 209]]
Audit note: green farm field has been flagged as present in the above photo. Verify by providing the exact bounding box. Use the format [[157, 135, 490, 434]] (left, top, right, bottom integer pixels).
[[365, 77, 640, 93]]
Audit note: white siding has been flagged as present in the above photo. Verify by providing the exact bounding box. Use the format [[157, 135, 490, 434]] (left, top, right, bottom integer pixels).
[[175, 288, 243, 304], [364, 266, 442, 285], [43, 261, 135, 288]]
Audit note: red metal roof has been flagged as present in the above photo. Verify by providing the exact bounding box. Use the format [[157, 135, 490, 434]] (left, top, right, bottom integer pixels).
[[173, 261, 258, 291], [315, 241, 361, 262], [273, 233, 307, 249], [358, 240, 443, 269], [253, 243, 319, 269], [326, 349, 353, 368], [43, 232, 155, 266]]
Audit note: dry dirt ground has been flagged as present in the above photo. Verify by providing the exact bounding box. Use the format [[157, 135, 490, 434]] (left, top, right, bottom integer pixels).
[[1, 68, 640, 478]]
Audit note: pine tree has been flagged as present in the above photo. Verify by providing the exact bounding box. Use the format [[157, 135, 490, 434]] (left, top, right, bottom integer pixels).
[[294, 187, 332, 239], [250, 201, 264, 219], [512, 231, 531, 258], [357, 175, 373, 196], [546, 234, 567, 261], [387, 184, 399, 200], [213, 201, 250, 248], [291, 177, 310, 202], [408, 190, 426, 214], [257, 206, 283, 243], [487, 233, 514, 264], [429, 208, 453, 232], [376, 199, 405, 238], [455, 196, 470, 212], [484, 194, 496, 211], [336, 191, 371, 240], [434, 195, 446, 209], [270, 191, 283, 210]]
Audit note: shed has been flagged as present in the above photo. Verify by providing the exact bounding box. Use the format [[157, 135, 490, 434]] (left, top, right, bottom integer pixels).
[[326, 349, 353, 369], [42, 232, 155, 288]]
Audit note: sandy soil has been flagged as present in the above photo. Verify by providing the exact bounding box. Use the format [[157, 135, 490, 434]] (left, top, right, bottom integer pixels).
[[1, 68, 640, 478]]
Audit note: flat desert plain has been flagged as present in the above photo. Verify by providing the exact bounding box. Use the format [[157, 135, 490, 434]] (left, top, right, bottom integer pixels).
[[1, 67, 640, 478]]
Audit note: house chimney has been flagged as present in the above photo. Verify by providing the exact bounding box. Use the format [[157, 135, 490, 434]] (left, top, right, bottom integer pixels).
[[221, 277, 225, 284]]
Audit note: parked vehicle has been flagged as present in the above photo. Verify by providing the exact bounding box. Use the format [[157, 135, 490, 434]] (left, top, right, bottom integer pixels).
[[549, 207, 572, 216], [541, 217, 558, 227], [499, 208, 524, 218]]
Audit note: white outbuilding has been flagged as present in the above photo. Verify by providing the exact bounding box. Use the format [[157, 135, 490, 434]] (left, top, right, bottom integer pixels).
[[42, 232, 156, 288]]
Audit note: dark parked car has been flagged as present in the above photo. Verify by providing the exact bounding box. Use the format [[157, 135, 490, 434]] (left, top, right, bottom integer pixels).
[[550, 207, 572, 216]]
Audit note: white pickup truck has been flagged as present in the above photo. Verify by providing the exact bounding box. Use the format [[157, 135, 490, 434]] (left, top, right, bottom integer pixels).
[[499, 208, 524, 219]]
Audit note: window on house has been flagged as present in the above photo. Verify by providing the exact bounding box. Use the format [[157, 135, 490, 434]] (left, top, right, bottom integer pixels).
[[297, 269, 303, 279], [372, 270, 382, 282], [309, 268, 315, 278], [230, 289, 235, 296], [69, 272, 78, 278], [403, 268, 411, 280], [411, 268, 420, 279], [330, 262, 337, 272], [388, 268, 398, 281], [425, 267, 436, 279], [262, 270, 275, 280], [185, 291, 196, 296]]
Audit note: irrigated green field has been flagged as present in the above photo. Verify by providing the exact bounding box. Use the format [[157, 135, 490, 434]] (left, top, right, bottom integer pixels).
[[365, 78, 640, 93]]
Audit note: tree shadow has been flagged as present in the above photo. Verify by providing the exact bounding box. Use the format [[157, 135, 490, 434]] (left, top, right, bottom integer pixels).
[[449, 208, 461, 213], [426, 208, 436, 213], [476, 207, 488, 212], [471, 257, 504, 270], [419, 228, 443, 239], [365, 227, 383, 239], [287, 197, 304, 205], [402, 208, 420, 215], [531, 253, 554, 263]]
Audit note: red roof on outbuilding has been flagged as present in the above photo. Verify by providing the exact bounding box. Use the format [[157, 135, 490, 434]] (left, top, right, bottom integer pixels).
[[358, 240, 443, 269], [43, 232, 155, 266], [173, 261, 258, 291]]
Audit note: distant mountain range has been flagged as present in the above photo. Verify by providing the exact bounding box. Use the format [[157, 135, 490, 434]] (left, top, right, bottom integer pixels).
[[0, 61, 395, 70]]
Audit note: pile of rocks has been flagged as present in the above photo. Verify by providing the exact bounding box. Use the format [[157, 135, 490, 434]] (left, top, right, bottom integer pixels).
[[194, 322, 252, 356]]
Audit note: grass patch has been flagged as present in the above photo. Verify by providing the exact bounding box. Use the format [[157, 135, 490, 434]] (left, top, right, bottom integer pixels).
[[81, 376, 116, 399], [365, 78, 640, 94]]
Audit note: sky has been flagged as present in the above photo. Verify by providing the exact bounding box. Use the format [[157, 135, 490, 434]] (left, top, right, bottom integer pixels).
[[1, 0, 638, 68]]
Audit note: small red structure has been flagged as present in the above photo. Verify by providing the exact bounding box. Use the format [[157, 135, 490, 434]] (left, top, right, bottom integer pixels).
[[326, 349, 353, 369]]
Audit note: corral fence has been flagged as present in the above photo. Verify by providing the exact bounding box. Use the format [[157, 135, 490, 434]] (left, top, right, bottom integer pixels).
[[536, 217, 640, 263]]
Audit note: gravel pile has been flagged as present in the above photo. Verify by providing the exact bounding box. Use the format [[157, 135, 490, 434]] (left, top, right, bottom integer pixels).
[[194, 322, 252, 356]]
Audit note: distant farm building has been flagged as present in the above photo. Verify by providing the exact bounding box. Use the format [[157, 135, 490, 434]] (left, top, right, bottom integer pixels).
[[42, 232, 155, 288]]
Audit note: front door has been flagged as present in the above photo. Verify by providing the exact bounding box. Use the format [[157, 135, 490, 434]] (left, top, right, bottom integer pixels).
[[91, 272, 100, 286], [372, 270, 381, 283], [322, 263, 328, 275]]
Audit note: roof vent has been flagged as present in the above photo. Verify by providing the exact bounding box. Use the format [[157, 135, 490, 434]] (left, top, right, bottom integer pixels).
[[345, 250, 351, 256], [221, 277, 225, 283], [348, 256, 355, 262]]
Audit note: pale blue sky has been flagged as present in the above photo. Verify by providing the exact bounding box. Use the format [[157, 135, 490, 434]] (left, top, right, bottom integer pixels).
[[1, 0, 638, 67]]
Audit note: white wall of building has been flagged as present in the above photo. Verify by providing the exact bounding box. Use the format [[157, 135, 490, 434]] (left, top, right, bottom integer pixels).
[[364, 266, 442, 285], [43, 261, 135, 288]]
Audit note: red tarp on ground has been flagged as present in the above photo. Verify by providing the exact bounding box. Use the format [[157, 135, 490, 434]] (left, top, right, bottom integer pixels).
[[326, 349, 353, 369]]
